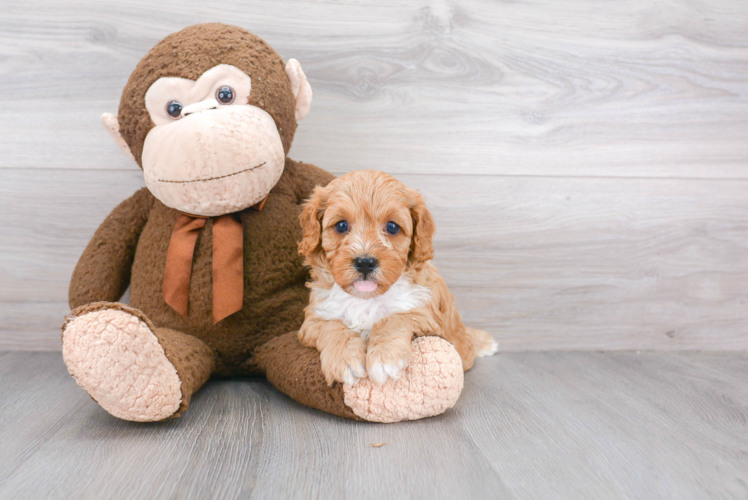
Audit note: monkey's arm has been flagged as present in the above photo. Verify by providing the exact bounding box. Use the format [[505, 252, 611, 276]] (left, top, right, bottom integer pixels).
[[69, 187, 153, 309], [284, 158, 336, 202]]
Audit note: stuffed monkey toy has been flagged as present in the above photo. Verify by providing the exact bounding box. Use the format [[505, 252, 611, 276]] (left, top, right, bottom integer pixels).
[[61, 23, 464, 423]]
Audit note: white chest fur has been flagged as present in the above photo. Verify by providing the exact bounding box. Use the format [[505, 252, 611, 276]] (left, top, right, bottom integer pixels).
[[312, 277, 431, 339]]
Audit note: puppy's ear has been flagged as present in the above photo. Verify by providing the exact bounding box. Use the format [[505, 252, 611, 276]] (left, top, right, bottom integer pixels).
[[407, 189, 436, 266], [299, 185, 327, 257]]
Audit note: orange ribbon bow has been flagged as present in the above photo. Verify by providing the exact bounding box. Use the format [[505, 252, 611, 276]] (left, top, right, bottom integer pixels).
[[162, 195, 268, 324]]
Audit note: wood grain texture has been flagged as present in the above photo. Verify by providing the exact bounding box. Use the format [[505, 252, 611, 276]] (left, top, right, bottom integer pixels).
[[0, 0, 747, 177], [0, 351, 746, 499], [3, 168, 748, 351], [2, 0, 748, 350]]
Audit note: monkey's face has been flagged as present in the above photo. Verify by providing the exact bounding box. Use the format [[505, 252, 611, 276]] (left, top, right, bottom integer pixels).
[[141, 64, 285, 217], [103, 25, 313, 217]]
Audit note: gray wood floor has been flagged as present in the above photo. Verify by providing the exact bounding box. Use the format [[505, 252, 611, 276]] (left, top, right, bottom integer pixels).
[[1, 351, 746, 500]]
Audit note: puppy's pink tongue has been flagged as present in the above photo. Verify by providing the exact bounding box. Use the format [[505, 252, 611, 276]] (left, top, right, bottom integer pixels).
[[354, 281, 378, 293]]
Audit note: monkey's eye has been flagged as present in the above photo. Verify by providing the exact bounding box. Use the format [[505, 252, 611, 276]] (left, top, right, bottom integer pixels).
[[216, 86, 235, 104], [166, 100, 182, 119], [335, 220, 349, 234], [386, 222, 400, 235]]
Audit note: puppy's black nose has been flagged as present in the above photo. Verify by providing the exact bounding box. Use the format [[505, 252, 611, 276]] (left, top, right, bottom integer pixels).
[[353, 256, 378, 275]]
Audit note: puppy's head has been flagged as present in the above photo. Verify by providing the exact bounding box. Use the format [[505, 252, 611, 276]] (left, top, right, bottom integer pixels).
[[299, 170, 435, 298]]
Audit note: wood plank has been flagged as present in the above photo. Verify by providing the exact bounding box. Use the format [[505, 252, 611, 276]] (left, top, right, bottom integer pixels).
[[459, 351, 748, 499], [2, 169, 748, 351], [0, 353, 267, 499], [0, 353, 513, 499], [420, 173, 748, 350], [1, 0, 747, 177], [0, 351, 745, 499]]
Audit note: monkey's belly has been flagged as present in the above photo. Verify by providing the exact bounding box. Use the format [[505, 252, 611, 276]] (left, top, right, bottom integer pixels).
[[128, 204, 310, 375], [129, 268, 309, 375]]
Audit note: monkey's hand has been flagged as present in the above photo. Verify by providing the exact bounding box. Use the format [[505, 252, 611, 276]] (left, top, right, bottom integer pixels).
[[69, 187, 153, 308]]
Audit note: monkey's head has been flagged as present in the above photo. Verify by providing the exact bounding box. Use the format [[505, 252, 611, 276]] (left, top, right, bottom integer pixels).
[[103, 23, 312, 216]]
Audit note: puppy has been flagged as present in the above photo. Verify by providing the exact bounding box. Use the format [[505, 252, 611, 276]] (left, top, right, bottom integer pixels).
[[298, 170, 497, 386]]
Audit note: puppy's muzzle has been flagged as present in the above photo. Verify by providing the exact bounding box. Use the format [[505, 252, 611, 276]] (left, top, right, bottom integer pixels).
[[353, 256, 378, 278]]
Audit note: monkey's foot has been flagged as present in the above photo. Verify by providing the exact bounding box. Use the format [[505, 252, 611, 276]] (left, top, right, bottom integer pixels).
[[343, 336, 464, 423], [257, 333, 464, 423], [62, 303, 182, 422]]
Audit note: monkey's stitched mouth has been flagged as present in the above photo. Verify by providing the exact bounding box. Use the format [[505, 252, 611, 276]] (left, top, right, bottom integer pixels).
[[157, 162, 266, 184]]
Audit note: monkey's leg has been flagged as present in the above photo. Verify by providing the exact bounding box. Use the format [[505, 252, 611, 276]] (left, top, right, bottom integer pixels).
[[254, 332, 465, 423], [62, 302, 214, 422]]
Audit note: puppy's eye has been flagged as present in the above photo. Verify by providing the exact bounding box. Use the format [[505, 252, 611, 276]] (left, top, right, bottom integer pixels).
[[335, 220, 349, 234], [216, 86, 235, 104], [166, 100, 183, 119], [386, 221, 400, 235]]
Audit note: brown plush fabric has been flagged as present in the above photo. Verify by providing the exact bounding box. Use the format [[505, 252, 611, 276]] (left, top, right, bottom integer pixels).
[[153, 328, 215, 417], [69, 189, 153, 308], [62, 302, 214, 419], [70, 158, 334, 377], [64, 301, 157, 334], [118, 23, 298, 167], [65, 24, 374, 421], [132, 158, 334, 375], [254, 332, 363, 421]]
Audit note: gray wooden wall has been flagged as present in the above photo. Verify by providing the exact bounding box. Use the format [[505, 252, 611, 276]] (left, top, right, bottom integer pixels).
[[2, 0, 748, 351]]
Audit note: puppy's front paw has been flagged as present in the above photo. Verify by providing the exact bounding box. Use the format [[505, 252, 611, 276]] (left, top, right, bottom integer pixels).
[[319, 336, 367, 386], [366, 340, 412, 385]]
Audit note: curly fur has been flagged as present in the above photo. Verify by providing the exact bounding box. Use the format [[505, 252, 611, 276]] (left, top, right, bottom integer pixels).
[[297, 170, 497, 386]]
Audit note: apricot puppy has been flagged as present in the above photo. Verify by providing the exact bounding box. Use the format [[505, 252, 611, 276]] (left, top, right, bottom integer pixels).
[[298, 170, 497, 385]]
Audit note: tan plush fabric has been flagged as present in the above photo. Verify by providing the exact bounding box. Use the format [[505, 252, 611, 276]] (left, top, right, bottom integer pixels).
[[255, 333, 464, 423], [117, 23, 298, 167], [144, 64, 252, 126], [69, 158, 334, 372], [101, 112, 136, 162], [141, 103, 285, 216], [65, 23, 467, 423], [123, 159, 335, 375], [62, 305, 182, 422], [343, 337, 464, 423], [285, 59, 312, 120]]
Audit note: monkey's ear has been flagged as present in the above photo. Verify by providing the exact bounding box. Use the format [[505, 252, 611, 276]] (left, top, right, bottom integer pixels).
[[285, 59, 313, 121], [101, 113, 137, 163]]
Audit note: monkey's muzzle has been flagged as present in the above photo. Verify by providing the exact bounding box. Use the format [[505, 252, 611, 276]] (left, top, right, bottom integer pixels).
[[142, 104, 285, 217]]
